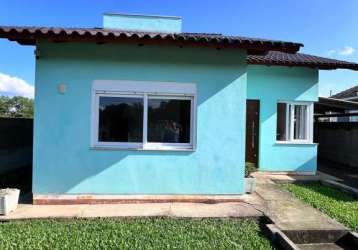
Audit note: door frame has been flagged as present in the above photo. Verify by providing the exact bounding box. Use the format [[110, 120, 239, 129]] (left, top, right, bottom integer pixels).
[[245, 99, 260, 168]]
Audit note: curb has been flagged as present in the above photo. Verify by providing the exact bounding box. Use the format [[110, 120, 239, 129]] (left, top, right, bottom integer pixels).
[[321, 179, 358, 198], [265, 224, 299, 250]]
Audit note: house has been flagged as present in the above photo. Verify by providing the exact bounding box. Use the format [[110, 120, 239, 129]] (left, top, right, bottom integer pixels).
[[332, 85, 358, 102], [330, 85, 358, 122], [1, 13, 358, 204]]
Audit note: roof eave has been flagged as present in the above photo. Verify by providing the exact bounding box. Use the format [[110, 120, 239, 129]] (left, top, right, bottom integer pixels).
[[0, 26, 302, 53], [247, 61, 358, 71]]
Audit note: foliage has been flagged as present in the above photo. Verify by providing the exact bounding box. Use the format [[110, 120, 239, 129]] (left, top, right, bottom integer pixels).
[[0, 218, 274, 249], [0, 96, 34, 118], [245, 162, 257, 177], [282, 183, 358, 231]]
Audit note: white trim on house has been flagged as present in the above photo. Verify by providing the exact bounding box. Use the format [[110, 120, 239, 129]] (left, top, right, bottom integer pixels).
[[92, 80, 196, 95], [277, 101, 314, 144], [91, 80, 197, 151]]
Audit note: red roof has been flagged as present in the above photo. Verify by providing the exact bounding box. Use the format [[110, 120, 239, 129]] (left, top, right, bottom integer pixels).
[[0, 26, 302, 53], [1, 25, 357, 71], [247, 51, 358, 70]]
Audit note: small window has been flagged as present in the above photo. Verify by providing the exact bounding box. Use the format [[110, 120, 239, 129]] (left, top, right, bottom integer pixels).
[[276, 101, 313, 143], [92, 80, 196, 150]]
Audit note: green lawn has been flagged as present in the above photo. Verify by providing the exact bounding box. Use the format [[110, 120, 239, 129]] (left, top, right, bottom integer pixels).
[[282, 183, 358, 231], [0, 218, 274, 249]]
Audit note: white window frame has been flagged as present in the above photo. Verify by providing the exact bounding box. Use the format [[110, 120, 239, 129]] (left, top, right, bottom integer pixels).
[[91, 80, 197, 151], [276, 101, 314, 144]]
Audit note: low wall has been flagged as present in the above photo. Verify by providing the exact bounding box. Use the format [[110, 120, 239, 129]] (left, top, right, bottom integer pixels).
[[0, 118, 33, 175], [316, 122, 358, 168]]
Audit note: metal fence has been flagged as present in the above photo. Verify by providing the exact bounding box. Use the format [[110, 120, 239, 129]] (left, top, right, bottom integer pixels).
[[315, 122, 358, 169]]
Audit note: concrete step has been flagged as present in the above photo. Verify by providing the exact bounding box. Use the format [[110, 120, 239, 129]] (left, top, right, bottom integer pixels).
[[265, 224, 358, 250], [297, 243, 343, 250], [283, 229, 348, 244]]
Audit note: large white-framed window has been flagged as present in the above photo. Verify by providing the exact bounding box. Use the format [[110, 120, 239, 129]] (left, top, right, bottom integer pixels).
[[91, 80, 197, 150], [276, 101, 314, 143]]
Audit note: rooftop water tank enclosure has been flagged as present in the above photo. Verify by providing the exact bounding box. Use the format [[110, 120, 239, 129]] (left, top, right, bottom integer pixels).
[[102, 13, 182, 33]]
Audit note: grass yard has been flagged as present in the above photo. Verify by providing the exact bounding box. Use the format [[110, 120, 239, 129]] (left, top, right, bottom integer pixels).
[[282, 183, 358, 231], [0, 218, 274, 249]]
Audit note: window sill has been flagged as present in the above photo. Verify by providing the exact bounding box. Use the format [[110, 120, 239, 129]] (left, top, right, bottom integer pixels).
[[275, 141, 317, 146], [90, 146, 195, 152]]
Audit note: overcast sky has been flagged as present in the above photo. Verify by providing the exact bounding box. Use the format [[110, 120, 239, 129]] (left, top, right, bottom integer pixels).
[[1, 0, 358, 98]]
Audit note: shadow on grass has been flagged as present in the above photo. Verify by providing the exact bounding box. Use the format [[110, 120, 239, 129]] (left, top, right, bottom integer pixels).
[[289, 182, 357, 203]]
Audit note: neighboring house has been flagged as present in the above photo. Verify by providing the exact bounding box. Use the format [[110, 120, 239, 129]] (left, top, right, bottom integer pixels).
[[1, 13, 358, 204], [332, 85, 358, 102], [331, 85, 358, 122]]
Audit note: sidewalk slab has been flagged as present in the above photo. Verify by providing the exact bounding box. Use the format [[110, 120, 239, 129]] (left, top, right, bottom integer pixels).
[[0, 194, 265, 220], [253, 172, 321, 184]]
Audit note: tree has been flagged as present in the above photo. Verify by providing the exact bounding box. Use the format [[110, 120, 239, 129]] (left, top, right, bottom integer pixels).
[[0, 96, 34, 118]]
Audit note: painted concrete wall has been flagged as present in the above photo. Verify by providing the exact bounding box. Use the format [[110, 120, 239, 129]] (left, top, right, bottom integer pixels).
[[33, 42, 247, 195], [247, 65, 318, 172], [103, 13, 182, 33]]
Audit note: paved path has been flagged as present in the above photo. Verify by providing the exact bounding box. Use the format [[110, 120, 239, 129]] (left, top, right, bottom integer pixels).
[[0, 194, 264, 220], [255, 176, 346, 231], [253, 173, 349, 249]]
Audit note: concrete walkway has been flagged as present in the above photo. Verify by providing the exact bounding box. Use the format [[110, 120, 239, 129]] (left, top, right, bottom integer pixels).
[[253, 173, 347, 232], [0, 194, 264, 221]]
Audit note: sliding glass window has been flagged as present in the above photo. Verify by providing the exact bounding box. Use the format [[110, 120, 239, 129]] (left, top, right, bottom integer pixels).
[[94, 93, 195, 150]]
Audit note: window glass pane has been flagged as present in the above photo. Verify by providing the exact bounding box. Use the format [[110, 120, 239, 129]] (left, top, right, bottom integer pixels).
[[148, 98, 191, 143], [98, 96, 143, 142], [294, 105, 307, 140], [276, 103, 287, 141]]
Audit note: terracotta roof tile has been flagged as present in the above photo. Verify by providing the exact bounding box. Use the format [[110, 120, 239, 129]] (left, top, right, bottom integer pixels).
[[2, 26, 357, 71], [247, 51, 358, 70], [0, 26, 302, 53]]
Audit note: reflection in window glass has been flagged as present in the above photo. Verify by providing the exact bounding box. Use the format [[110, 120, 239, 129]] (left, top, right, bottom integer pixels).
[[98, 96, 143, 142], [148, 98, 191, 143]]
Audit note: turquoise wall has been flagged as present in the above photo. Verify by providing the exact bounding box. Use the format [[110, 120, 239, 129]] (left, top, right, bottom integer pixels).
[[103, 14, 182, 33], [33, 42, 247, 195], [247, 65, 318, 172]]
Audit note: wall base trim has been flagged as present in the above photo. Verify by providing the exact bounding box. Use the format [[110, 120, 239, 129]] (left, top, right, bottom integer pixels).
[[33, 194, 246, 205]]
